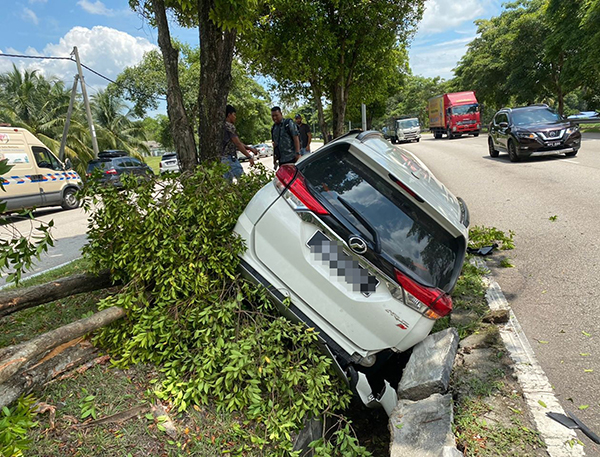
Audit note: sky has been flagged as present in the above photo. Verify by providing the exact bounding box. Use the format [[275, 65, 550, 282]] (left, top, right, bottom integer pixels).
[[0, 0, 504, 108]]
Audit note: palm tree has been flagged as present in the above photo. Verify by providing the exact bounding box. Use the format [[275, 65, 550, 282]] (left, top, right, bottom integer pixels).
[[0, 65, 94, 173], [91, 90, 149, 158]]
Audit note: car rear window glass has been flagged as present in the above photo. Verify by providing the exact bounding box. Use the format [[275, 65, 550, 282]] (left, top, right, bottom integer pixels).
[[130, 158, 143, 167], [301, 148, 460, 289], [512, 108, 562, 126], [86, 159, 112, 172], [162, 154, 177, 160]]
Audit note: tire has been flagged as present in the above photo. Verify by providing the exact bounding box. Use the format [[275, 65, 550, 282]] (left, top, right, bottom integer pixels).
[[473, 132, 480, 137], [488, 137, 499, 158], [416, 138, 420, 142], [508, 140, 520, 162], [565, 150, 578, 157], [434, 132, 442, 139], [61, 187, 80, 210]]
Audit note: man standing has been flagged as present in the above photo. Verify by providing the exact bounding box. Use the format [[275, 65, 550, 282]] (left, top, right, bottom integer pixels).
[[271, 106, 300, 170], [222, 105, 257, 182], [295, 114, 312, 156]]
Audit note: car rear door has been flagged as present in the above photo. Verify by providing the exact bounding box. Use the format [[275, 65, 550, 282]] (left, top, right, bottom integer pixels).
[[251, 145, 454, 354]]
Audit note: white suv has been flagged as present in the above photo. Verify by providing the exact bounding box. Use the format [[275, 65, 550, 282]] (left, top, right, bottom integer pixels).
[[159, 153, 180, 174], [234, 130, 469, 414]]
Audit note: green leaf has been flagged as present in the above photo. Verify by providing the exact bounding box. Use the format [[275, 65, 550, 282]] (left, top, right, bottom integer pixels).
[[538, 400, 547, 408]]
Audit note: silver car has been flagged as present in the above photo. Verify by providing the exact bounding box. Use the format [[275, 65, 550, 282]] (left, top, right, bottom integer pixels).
[[159, 153, 180, 174], [234, 130, 469, 414]]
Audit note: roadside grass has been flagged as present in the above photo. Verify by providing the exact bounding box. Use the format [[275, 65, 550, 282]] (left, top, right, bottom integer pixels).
[[580, 123, 600, 133], [2, 257, 91, 290], [144, 156, 161, 174]]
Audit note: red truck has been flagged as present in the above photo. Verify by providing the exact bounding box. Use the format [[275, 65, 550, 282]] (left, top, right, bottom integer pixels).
[[428, 91, 481, 139]]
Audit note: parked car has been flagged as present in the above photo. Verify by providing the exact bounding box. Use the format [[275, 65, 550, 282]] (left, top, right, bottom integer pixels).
[[159, 153, 180, 174], [0, 126, 81, 212], [253, 143, 273, 158], [488, 104, 582, 162], [234, 130, 469, 415], [567, 111, 600, 121], [237, 150, 254, 162], [86, 150, 154, 187]]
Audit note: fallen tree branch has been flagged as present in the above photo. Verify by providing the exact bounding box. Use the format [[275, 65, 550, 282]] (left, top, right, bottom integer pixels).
[[0, 306, 125, 384], [0, 340, 97, 409], [79, 404, 149, 428], [0, 271, 114, 319]]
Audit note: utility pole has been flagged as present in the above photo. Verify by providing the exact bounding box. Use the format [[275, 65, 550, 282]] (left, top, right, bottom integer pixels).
[[72, 46, 100, 158], [361, 103, 367, 131], [58, 75, 79, 162]]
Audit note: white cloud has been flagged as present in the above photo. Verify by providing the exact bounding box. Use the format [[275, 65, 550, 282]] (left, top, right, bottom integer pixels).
[[22, 7, 39, 25], [77, 0, 114, 16], [410, 37, 474, 79], [0, 26, 157, 89], [418, 0, 485, 34]]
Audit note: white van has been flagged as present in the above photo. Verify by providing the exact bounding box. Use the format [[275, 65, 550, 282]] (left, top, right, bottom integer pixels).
[[0, 126, 82, 212]]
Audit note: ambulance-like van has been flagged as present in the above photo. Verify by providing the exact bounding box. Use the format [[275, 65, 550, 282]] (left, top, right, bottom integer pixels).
[[0, 126, 82, 212]]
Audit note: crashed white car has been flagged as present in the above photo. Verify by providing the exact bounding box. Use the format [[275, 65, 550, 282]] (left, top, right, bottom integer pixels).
[[234, 130, 469, 414]]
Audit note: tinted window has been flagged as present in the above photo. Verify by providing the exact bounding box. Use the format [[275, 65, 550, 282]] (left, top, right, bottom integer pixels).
[[86, 159, 112, 172], [302, 149, 460, 289], [162, 154, 177, 160], [116, 158, 133, 167], [494, 113, 508, 125], [32, 146, 62, 170], [130, 158, 143, 167], [511, 108, 562, 126]]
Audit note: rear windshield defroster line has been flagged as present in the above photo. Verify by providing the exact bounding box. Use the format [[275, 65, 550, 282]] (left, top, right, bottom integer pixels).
[[300, 149, 460, 290]]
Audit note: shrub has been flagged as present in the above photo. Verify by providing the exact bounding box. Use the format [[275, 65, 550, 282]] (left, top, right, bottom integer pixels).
[[82, 163, 366, 455]]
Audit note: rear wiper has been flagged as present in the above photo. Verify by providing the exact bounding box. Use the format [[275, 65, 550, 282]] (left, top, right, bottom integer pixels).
[[337, 196, 381, 254]]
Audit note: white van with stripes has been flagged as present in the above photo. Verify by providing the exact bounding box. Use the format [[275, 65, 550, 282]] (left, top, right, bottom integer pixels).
[[0, 126, 82, 212]]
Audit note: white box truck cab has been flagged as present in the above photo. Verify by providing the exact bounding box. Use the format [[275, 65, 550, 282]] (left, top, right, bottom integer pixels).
[[0, 126, 82, 212]]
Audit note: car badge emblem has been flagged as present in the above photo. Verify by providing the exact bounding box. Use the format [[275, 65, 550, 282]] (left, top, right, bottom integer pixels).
[[549, 131, 557, 137], [348, 236, 368, 254]]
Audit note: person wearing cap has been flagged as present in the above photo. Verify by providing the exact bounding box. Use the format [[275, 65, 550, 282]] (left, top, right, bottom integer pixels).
[[294, 114, 312, 156], [222, 104, 257, 182]]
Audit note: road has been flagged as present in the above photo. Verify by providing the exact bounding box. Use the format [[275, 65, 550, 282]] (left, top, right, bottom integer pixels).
[[0, 207, 88, 286], [401, 132, 600, 455]]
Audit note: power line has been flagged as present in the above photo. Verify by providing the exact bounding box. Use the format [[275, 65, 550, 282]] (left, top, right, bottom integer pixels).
[[0, 51, 167, 103]]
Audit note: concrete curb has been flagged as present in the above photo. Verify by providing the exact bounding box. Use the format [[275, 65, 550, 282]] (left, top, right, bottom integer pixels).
[[483, 274, 585, 456], [0, 258, 80, 291]]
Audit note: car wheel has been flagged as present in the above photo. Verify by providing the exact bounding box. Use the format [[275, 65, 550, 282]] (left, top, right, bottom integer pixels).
[[565, 150, 578, 157], [488, 137, 499, 158], [61, 187, 79, 210], [508, 140, 520, 162], [416, 138, 420, 142], [434, 132, 442, 139], [473, 132, 480, 137]]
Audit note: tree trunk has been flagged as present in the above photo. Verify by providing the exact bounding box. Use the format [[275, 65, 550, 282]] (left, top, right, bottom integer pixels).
[[331, 79, 348, 138], [153, 0, 198, 172], [197, 0, 237, 162], [0, 272, 113, 318], [310, 82, 329, 144], [0, 307, 125, 384], [0, 341, 97, 409]]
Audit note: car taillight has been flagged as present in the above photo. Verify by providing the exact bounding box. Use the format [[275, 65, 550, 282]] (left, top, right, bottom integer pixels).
[[394, 269, 452, 319], [105, 168, 118, 175], [275, 164, 329, 215], [159, 162, 162, 168]]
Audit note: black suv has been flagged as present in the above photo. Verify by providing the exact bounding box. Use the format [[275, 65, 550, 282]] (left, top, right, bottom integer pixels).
[[488, 105, 581, 162], [86, 150, 154, 186]]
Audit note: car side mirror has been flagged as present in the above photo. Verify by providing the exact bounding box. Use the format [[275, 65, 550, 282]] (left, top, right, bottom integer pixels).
[[64, 158, 73, 170], [499, 122, 509, 129]]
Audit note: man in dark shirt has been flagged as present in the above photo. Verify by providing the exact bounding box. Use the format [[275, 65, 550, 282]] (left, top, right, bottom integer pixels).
[[271, 106, 300, 170], [222, 105, 256, 182], [294, 114, 312, 155]]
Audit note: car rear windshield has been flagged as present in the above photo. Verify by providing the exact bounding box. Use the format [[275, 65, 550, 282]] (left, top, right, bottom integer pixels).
[[87, 159, 112, 173], [512, 108, 562, 126], [301, 149, 460, 289], [162, 154, 177, 160]]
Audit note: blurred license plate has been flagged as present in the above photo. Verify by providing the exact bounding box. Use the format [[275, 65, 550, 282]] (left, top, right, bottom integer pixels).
[[547, 141, 561, 147], [307, 231, 379, 296]]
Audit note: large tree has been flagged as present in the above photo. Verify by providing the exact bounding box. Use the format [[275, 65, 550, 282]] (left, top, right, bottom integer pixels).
[[239, 0, 424, 139]]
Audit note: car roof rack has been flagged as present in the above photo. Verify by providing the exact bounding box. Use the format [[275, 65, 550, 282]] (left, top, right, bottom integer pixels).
[[99, 150, 128, 158]]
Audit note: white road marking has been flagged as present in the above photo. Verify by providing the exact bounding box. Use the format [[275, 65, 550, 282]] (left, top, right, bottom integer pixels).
[[479, 264, 586, 456]]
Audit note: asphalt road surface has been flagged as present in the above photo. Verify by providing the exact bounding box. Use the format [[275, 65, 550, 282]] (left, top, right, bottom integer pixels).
[[401, 132, 600, 455], [0, 206, 88, 287]]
